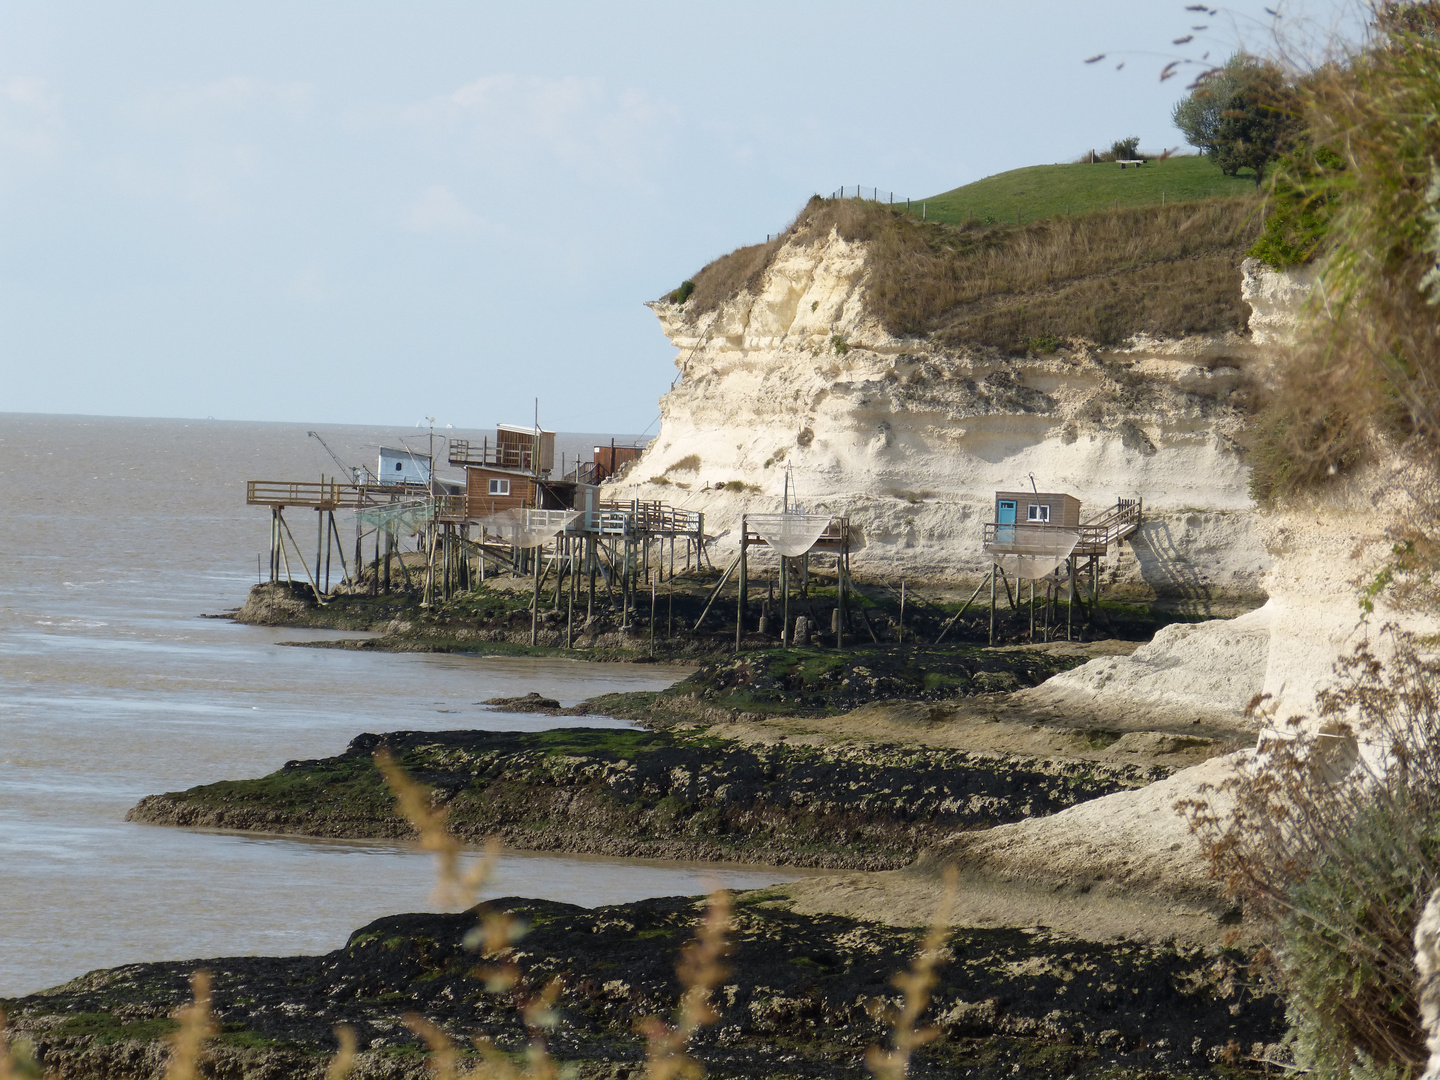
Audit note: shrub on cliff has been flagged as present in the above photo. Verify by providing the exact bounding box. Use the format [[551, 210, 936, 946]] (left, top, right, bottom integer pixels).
[[1243, 3, 1440, 512], [1183, 635, 1440, 1077]]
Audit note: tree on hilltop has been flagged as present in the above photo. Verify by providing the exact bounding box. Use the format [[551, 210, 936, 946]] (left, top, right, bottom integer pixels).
[[1173, 54, 1301, 184]]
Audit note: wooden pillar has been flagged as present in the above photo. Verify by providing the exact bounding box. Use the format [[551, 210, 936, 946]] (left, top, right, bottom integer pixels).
[[782, 557, 792, 647], [530, 541, 542, 646], [1029, 578, 1036, 641], [1067, 558, 1076, 641], [988, 562, 996, 646], [587, 535, 596, 621], [314, 503, 324, 590], [324, 510, 334, 594], [736, 517, 748, 651]]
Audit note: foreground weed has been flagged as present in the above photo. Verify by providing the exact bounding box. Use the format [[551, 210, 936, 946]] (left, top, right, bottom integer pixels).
[[637, 888, 732, 1080], [866, 866, 958, 1080], [0, 1009, 42, 1080], [324, 1025, 357, 1080], [165, 972, 215, 1080]]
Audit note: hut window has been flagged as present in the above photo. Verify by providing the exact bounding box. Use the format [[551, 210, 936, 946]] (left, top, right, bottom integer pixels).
[[489, 478, 510, 495], [1027, 504, 1049, 522], [395, 461, 404, 471]]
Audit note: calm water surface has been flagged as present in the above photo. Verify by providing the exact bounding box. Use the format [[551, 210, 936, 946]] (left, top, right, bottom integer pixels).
[[0, 415, 809, 996]]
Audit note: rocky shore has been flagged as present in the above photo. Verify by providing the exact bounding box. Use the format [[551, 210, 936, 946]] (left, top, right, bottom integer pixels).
[[127, 726, 1161, 870], [2, 892, 1283, 1079]]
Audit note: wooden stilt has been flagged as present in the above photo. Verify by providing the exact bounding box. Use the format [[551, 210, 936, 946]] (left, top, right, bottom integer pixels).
[[278, 509, 324, 604], [934, 570, 991, 645], [736, 519, 748, 651], [989, 562, 997, 645], [530, 541, 542, 646], [587, 535, 596, 621], [781, 557, 792, 646], [1067, 558, 1075, 641]]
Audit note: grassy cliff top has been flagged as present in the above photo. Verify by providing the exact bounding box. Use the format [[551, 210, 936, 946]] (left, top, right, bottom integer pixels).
[[676, 193, 1260, 352], [911, 155, 1258, 227]]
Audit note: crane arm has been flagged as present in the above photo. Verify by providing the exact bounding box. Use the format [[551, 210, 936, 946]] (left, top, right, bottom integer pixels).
[[307, 431, 363, 484]]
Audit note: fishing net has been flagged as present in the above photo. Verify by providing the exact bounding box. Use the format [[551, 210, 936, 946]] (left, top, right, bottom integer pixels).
[[747, 512, 834, 557], [991, 527, 1081, 581], [355, 499, 435, 538], [476, 508, 580, 548]]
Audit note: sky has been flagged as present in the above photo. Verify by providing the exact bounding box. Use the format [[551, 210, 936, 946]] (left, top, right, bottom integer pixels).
[[0, 2, 1359, 433]]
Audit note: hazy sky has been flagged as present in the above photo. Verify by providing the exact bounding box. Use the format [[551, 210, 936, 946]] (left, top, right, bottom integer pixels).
[[0, 2, 1354, 432]]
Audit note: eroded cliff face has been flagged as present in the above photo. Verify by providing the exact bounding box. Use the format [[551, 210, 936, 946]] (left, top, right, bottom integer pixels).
[[616, 231, 1290, 606]]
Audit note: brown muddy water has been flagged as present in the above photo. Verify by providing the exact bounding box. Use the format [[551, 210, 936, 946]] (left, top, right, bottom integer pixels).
[[0, 414, 811, 997]]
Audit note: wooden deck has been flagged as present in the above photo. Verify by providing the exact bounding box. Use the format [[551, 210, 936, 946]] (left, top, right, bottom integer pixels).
[[246, 480, 432, 510]]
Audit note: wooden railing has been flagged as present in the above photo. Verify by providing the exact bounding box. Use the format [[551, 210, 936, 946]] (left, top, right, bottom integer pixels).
[[597, 500, 703, 534], [448, 439, 535, 471]]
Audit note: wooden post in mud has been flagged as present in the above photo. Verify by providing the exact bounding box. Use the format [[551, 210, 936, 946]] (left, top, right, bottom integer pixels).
[[1029, 579, 1036, 641], [781, 556, 792, 647], [315, 480, 324, 589], [736, 516, 748, 651], [587, 535, 596, 622], [899, 580, 906, 645], [530, 541, 542, 646], [1067, 558, 1076, 641], [355, 517, 364, 592], [988, 562, 997, 646]]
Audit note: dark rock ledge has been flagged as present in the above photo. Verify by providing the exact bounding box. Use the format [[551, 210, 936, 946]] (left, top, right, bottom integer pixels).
[[3, 893, 1283, 1079], [126, 728, 1163, 871]]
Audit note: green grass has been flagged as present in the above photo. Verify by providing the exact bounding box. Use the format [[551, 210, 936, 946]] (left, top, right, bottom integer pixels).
[[909, 155, 1257, 226]]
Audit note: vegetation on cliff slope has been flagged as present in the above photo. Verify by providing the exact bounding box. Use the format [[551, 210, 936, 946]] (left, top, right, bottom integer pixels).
[[673, 194, 1259, 354], [1241, 5, 1440, 519]]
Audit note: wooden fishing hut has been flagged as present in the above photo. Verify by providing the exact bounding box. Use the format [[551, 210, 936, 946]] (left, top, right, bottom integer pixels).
[[976, 490, 1142, 645]]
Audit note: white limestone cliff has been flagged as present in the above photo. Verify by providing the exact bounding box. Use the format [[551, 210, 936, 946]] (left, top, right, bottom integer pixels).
[[612, 231, 1286, 606]]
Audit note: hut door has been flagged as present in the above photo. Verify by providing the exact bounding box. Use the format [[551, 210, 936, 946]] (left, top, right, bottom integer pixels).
[[997, 500, 1016, 544]]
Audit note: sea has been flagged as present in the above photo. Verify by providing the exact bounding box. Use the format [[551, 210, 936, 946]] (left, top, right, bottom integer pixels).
[[0, 413, 809, 998]]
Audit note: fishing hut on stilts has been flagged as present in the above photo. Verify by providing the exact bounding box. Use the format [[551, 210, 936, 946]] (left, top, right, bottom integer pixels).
[[245, 424, 711, 649], [976, 488, 1142, 645]]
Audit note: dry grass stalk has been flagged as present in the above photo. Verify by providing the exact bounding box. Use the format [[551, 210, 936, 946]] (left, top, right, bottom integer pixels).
[[324, 1025, 357, 1080], [0, 1008, 39, 1080], [638, 888, 733, 1080], [865, 866, 959, 1080], [165, 971, 215, 1080], [374, 748, 498, 909], [379, 751, 560, 1078]]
